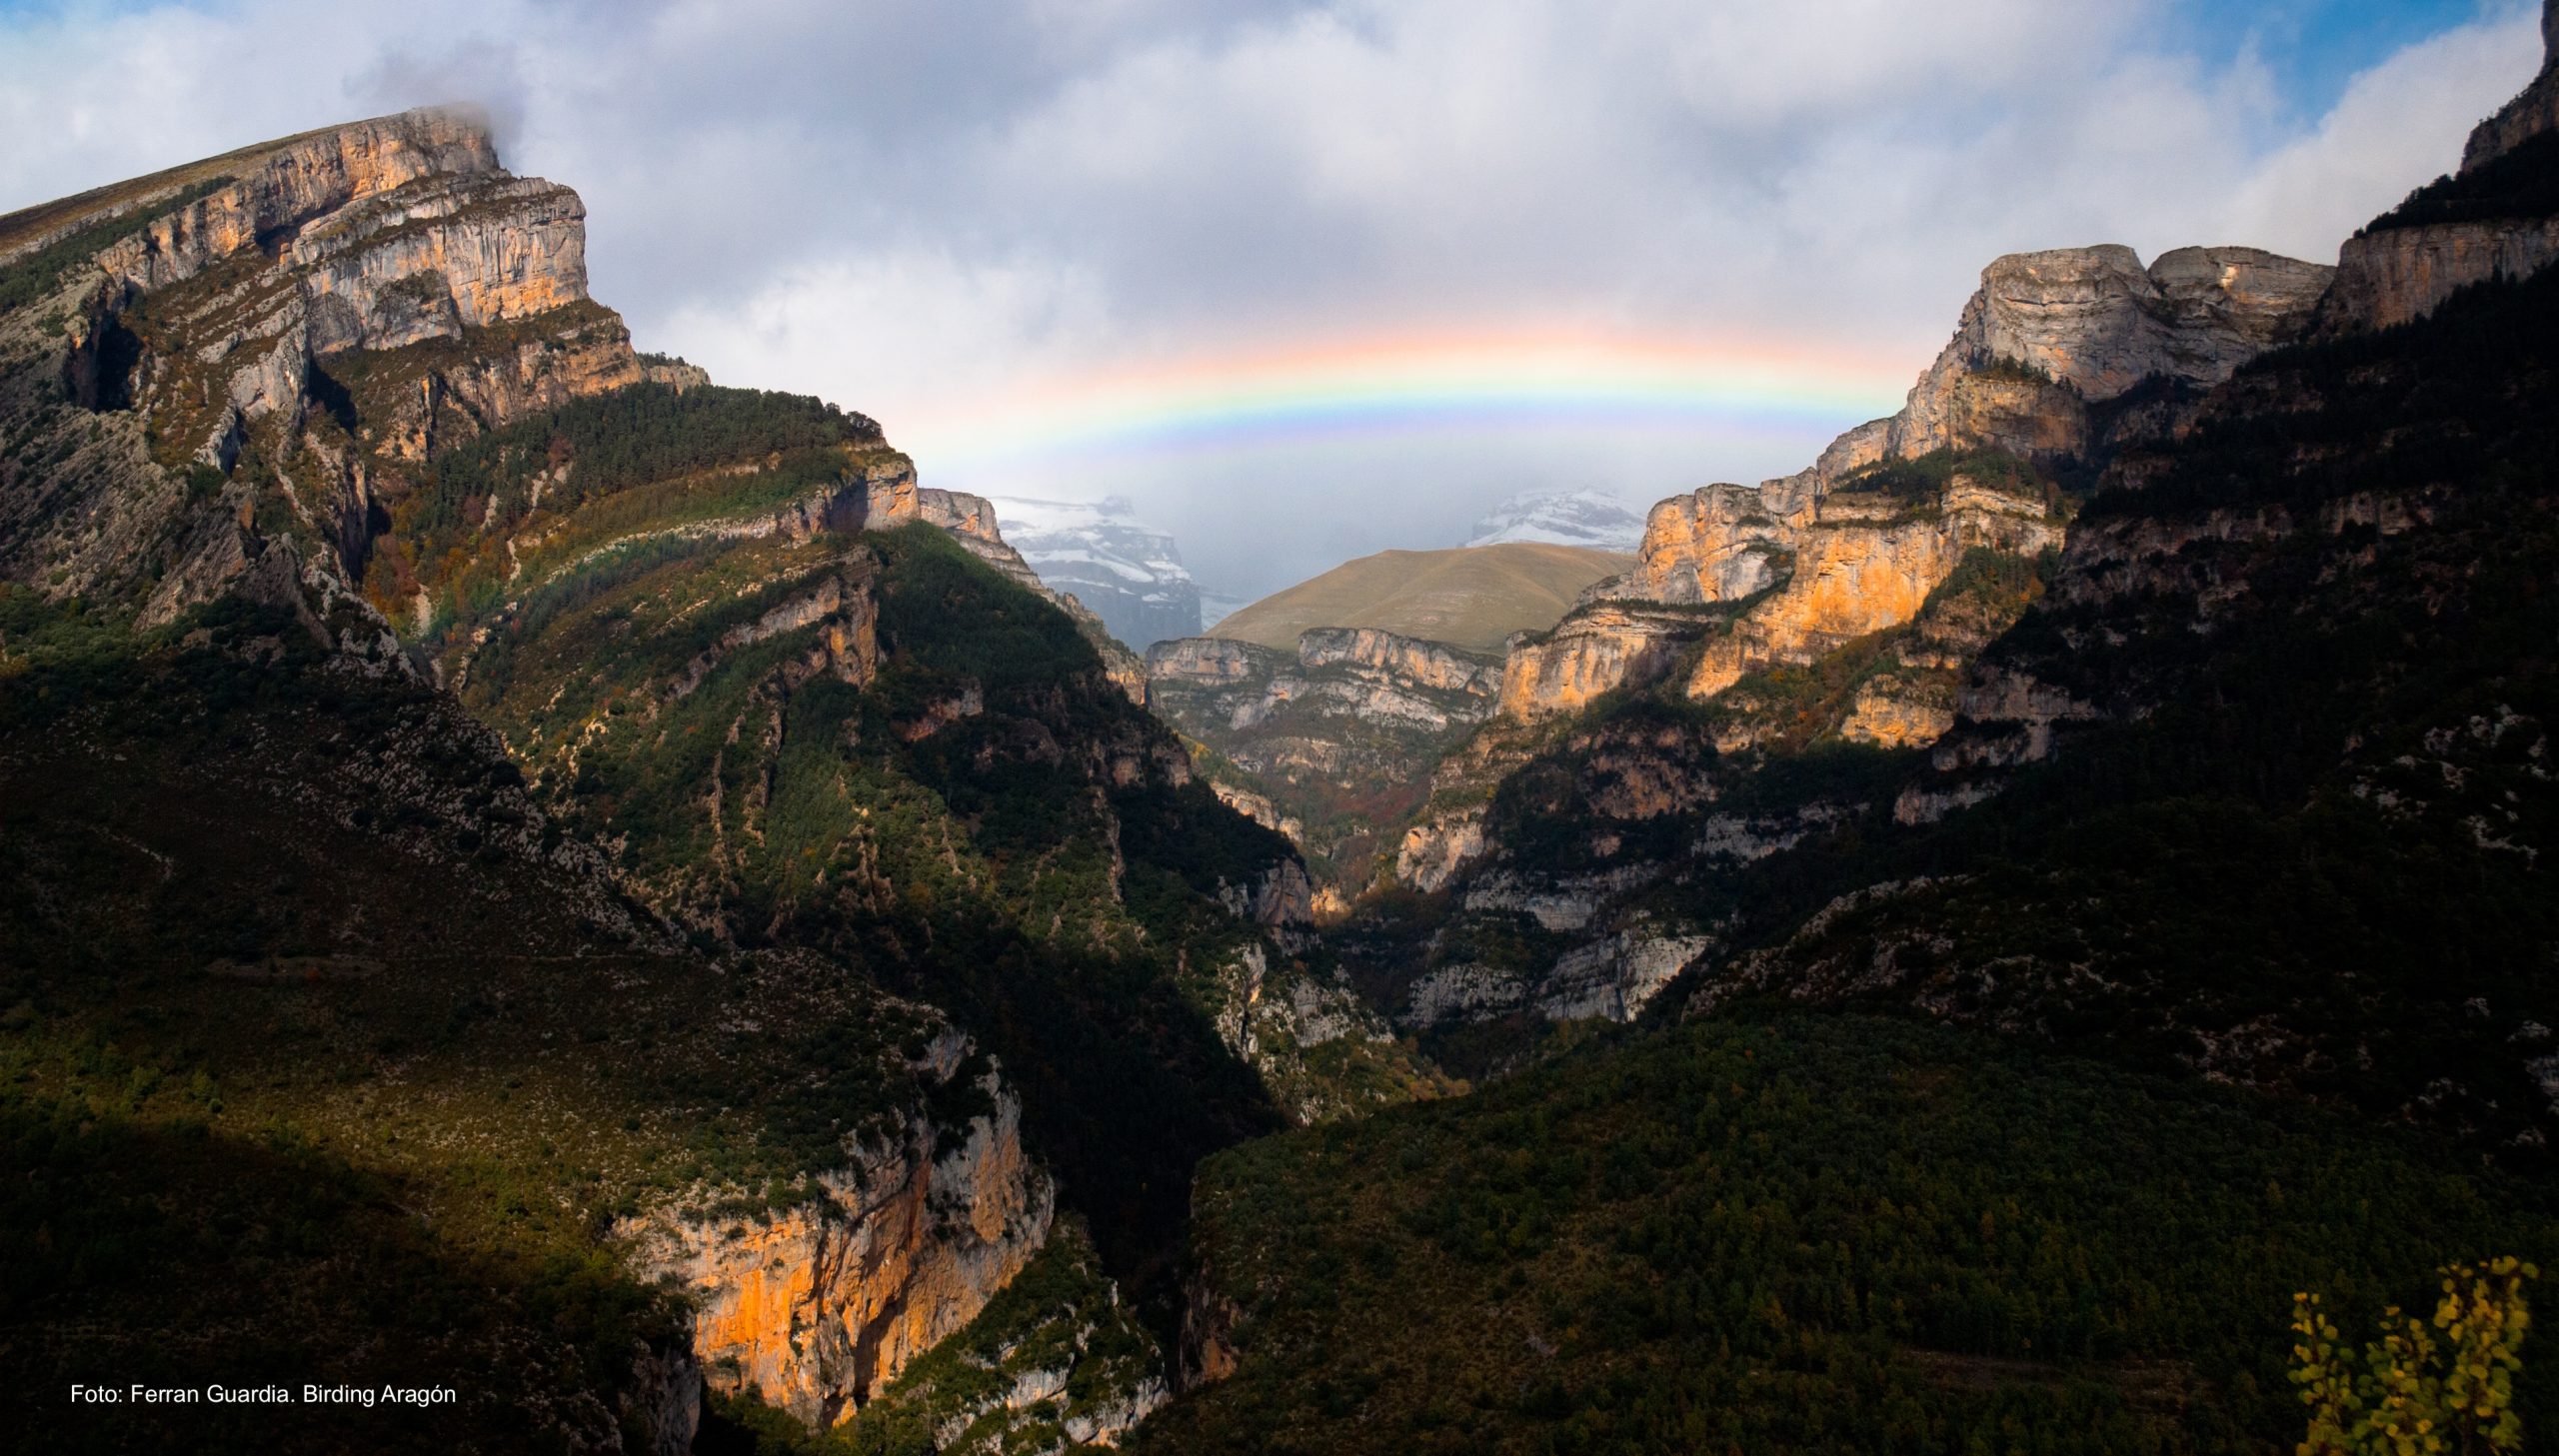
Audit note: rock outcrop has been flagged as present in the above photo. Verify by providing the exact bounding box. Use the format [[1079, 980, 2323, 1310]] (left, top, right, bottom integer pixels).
[[1149, 626, 1499, 894], [2460, 0, 2559, 174], [1886, 246, 2331, 456], [0, 106, 702, 633], [2328, 214, 2559, 333], [2324, 2, 2559, 333], [814, 1219, 1169, 1452], [1681, 477, 2064, 700], [1491, 242, 2324, 726], [60, 110, 500, 283], [627, 1033, 1052, 1430], [1496, 602, 1706, 722]]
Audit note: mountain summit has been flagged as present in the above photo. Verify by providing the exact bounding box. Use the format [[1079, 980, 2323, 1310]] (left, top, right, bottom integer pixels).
[[984, 494, 1203, 649], [2, 105, 1440, 1453], [1460, 488, 1645, 551]]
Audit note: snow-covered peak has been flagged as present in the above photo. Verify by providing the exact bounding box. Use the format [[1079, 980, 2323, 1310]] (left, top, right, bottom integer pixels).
[[986, 495, 1204, 650], [1461, 490, 1645, 552]]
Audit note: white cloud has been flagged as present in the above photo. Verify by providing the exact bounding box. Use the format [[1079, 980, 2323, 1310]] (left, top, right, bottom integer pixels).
[[0, 0, 2543, 596], [2224, 13, 2545, 256]]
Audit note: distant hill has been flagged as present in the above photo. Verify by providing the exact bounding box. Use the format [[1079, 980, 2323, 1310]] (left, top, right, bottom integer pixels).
[[1211, 542, 1631, 654]]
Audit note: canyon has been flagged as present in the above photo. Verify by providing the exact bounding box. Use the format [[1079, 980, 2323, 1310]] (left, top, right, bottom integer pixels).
[[0, 104, 1424, 1454], [10, 6, 2559, 1453]]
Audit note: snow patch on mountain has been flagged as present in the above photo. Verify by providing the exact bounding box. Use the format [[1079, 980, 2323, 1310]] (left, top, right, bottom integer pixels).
[[1462, 490, 1646, 552], [987, 496, 1205, 649]]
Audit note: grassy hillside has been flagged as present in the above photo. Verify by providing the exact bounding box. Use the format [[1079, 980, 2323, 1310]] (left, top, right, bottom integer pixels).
[[0, 591, 953, 1452], [1213, 543, 1631, 654], [451, 497, 1441, 1283], [1138, 1012, 2559, 1456]]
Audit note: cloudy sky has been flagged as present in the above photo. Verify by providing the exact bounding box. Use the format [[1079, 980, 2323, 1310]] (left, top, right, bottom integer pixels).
[[0, 0, 2544, 597]]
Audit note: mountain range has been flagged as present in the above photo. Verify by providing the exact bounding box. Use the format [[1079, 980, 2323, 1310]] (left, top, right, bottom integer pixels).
[[8, 7, 2559, 1455], [984, 495, 1203, 652], [1460, 488, 1647, 551]]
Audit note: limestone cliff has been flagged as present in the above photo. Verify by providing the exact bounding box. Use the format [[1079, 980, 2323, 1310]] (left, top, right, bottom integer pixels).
[[1367, 242, 2321, 1050], [1149, 627, 1499, 896], [1881, 246, 2330, 461], [1496, 602, 1707, 722], [0, 106, 700, 637], [1680, 476, 2064, 700], [819, 1218, 1170, 1451], [2459, 0, 2559, 174], [2327, 215, 2559, 332], [628, 1031, 1054, 1430], [2324, 2, 2559, 333], [1493, 243, 2320, 728], [3, 109, 1341, 1455]]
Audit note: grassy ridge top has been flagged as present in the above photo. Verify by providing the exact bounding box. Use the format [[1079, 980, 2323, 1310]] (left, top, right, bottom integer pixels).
[[0, 108, 485, 260], [1212, 543, 1631, 654]]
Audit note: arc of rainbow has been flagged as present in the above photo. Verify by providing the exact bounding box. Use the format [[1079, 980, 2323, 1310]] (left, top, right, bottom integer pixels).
[[896, 334, 1916, 471]]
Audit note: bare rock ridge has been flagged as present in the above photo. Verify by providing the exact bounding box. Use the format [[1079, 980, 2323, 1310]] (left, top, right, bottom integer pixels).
[[1148, 627, 1500, 900], [1493, 242, 2325, 728], [626, 1029, 1054, 1430], [2329, 1, 2559, 332], [0, 107, 500, 273], [1, 105, 705, 640], [2461, 0, 2559, 174]]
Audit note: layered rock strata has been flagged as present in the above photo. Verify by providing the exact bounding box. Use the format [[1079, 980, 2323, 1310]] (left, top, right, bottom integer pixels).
[[2325, 1, 2559, 333], [628, 1033, 1054, 1430], [1373, 241, 2326, 1043], [1494, 242, 2327, 727], [1149, 627, 1499, 897], [1, 106, 701, 632]]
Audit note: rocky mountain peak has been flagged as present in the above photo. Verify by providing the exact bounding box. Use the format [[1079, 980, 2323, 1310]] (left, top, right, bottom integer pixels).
[[2460, 0, 2559, 173], [985, 494, 1204, 650], [1922, 243, 2330, 411], [1484, 237, 2323, 732], [1462, 489, 1646, 551]]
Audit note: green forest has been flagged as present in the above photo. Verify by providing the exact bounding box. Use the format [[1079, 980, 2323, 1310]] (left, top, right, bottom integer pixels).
[[1137, 1013, 2558, 1456]]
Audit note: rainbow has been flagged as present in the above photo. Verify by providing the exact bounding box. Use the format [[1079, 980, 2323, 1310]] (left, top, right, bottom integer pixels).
[[893, 332, 1918, 472]]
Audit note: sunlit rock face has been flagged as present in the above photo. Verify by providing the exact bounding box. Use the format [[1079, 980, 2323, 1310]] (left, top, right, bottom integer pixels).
[[1679, 478, 2066, 703], [1495, 602, 1703, 723], [1489, 241, 2326, 726], [626, 1034, 1055, 1430], [9, 106, 705, 629], [2325, 4, 2559, 334], [1383, 239, 2326, 1039]]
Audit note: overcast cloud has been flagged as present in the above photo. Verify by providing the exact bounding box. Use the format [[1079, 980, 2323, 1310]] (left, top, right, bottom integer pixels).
[[0, 0, 2542, 596]]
